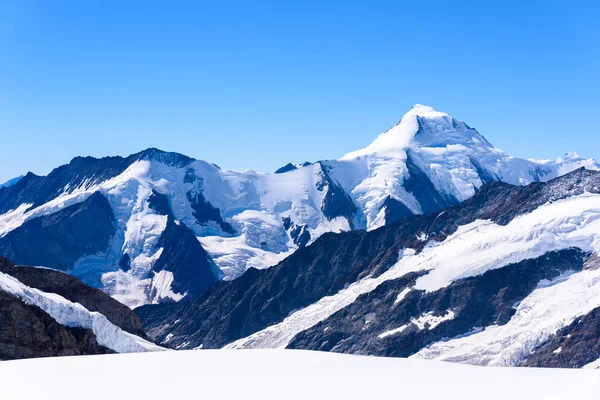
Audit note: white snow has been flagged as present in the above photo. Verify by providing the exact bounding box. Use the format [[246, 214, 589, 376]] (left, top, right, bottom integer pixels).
[[0, 271, 163, 353], [411, 310, 456, 330], [377, 310, 456, 339], [584, 358, 600, 369], [378, 325, 410, 338], [149, 270, 185, 303], [1, 350, 599, 400], [394, 287, 412, 305]]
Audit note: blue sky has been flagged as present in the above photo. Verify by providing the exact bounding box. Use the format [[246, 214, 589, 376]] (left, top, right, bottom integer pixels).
[[0, 0, 598, 183]]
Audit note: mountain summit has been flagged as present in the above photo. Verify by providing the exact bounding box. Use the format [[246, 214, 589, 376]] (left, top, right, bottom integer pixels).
[[0, 105, 597, 307], [342, 104, 475, 159]]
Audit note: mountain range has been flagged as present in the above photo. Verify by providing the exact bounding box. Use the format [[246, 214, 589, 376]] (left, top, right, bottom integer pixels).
[[0, 105, 596, 309], [1, 105, 600, 368]]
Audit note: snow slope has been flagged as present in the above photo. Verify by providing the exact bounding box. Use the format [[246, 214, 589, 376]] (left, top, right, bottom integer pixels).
[[0, 350, 598, 400], [227, 193, 600, 358], [0, 105, 597, 306]]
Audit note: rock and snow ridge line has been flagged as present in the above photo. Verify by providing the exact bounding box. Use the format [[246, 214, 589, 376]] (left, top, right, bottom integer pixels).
[[0, 270, 163, 354], [226, 192, 600, 367], [1, 105, 598, 307]]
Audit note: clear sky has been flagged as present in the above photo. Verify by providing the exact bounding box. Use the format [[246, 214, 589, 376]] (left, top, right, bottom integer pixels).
[[0, 0, 598, 183]]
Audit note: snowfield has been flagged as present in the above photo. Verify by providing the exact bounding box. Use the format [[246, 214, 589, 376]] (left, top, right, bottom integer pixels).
[[0, 350, 598, 399]]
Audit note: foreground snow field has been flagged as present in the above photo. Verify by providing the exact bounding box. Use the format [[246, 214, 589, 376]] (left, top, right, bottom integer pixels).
[[1, 350, 599, 399]]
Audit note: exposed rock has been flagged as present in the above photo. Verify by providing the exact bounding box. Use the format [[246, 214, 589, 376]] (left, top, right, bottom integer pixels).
[[0, 289, 112, 360], [404, 151, 458, 213], [275, 163, 298, 174], [282, 217, 311, 247], [148, 191, 223, 298], [521, 305, 600, 368], [186, 188, 235, 235], [317, 162, 356, 224], [0, 257, 147, 338], [382, 196, 413, 225]]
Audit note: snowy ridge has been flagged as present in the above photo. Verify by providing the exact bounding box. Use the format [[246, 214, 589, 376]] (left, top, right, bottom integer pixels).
[[0, 271, 163, 353], [226, 193, 600, 357]]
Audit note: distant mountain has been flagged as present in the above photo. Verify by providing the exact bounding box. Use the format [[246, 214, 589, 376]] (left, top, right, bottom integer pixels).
[[0, 175, 24, 189], [0, 105, 597, 307], [138, 168, 600, 368]]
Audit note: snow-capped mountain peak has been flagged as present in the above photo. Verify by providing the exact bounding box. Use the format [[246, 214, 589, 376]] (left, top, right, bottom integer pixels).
[[404, 103, 448, 118], [342, 104, 490, 160]]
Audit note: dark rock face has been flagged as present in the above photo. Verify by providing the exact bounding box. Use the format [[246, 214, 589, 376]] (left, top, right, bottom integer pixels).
[[182, 168, 234, 235], [404, 152, 458, 214], [275, 163, 298, 174], [0, 289, 113, 360], [287, 249, 586, 356], [469, 157, 498, 185], [282, 217, 311, 247], [0, 257, 146, 338], [186, 190, 235, 235], [382, 196, 414, 225], [0, 192, 116, 271], [522, 305, 600, 368], [137, 169, 600, 351], [274, 162, 313, 173], [317, 162, 356, 224], [136, 148, 195, 168], [148, 191, 223, 299]]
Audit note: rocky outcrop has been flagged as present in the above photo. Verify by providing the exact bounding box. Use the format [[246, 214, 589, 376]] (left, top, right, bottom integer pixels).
[[521, 305, 600, 368], [183, 169, 235, 234], [317, 162, 356, 224], [382, 196, 413, 225], [0, 289, 113, 360], [282, 217, 311, 247], [148, 191, 223, 298], [404, 151, 458, 213], [0, 257, 147, 338]]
